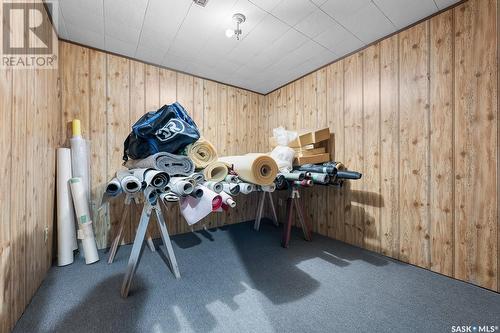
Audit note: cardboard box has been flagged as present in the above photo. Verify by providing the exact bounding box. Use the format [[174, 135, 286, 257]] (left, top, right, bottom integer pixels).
[[293, 153, 331, 166], [288, 128, 330, 148]]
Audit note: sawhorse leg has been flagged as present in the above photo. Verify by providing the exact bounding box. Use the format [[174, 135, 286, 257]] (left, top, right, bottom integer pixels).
[[155, 208, 180, 279], [281, 187, 312, 248], [254, 191, 279, 231]]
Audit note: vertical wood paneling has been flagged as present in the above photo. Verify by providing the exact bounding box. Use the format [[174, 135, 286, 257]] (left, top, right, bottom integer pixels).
[[429, 11, 454, 277], [343, 53, 364, 247], [380, 35, 400, 258], [326, 61, 345, 241], [362, 44, 381, 253], [316, 69, 328, 235], [454, 0, 497, 290], [398, 22, 430, 268], [203, 80, 218, 228]]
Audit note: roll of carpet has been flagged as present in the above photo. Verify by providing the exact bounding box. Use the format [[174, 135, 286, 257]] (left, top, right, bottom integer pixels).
[[190, 172, 205, 185], [169, 177, 194, 196], [70, 119, 91, 203], [160, 192, 180, 203], [125, 152, 194, 176], [223, 182, 240, 195], [219, 154, 278, 186], [216, 191, 236, 212], [56, 148, 77, 266], [189, 187, 204, 198], [310, 172, 330, 184], [144, 169, 170, 189], [203, 161, 229, 182], [260, 183, 276, 192], [205, 181, 223, 193], [274, 174, 288, 190], [116, 170, 142, 194], [282, 172, 305, 181], [105, 178, 122, 197], [180, 185, 222, 225], [239, 182, 255, 194], [225, 174, 239, 183], [70, 178, 99, 264], [184, 138, 218, 168], [294, 179, 313, 187]]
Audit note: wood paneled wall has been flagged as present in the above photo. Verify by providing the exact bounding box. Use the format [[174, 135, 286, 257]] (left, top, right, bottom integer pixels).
[[0, 1, 59, 331], [265, 0, 499, 292], [58, 41, 265, 249]]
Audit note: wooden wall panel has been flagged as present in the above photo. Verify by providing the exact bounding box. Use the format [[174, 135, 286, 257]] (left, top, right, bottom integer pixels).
[[379, 35, 400, 258], [398, 22, 430, 268], [454, 0, 497, 290], [259, 0, 498, 292], [429, 11, 454, 277]]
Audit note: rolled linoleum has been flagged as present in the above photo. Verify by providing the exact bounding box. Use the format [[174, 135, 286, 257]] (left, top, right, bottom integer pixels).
[[205, 181, 223, 193], [56, 148, 77, 266], [216, 191, 236, 212], [116, 170, 142, 194], [105, 178, 122, 197], [223, 182, 240, 195], [219, 154, 278, 186], [125, 152, 194, 176], [203, 161, 229, 182], [169, 177, 194, 196], [185, 138, 218, 168], [180, 185, 222, 225], [239, 183, 255, 194], [260, 183, 276, 192]]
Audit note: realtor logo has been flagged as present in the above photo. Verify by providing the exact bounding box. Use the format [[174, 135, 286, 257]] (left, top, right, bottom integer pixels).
[[2, 0, 58, 68]]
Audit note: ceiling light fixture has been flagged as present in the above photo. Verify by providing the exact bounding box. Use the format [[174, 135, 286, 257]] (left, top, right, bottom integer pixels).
[[225, 13, 246, 40]]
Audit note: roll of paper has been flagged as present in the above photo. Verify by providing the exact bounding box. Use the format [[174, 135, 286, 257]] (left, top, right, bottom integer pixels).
[[77, 219, 99, 264], [70, 128, 91, 203], [205, 181, 223, 193], [105, 178, 122, 197], [222, 182, 240, 195], [185, 138, 218, 168], [180, 185, 222, 225], [70, 178, 91, 222], [170, 177, 194, 196], [203, 161, 229, 182], [56, 148, 77, 266], [116, 170, 142, 194], [219, 154, 278, 185], [239, 183, 255, 194]]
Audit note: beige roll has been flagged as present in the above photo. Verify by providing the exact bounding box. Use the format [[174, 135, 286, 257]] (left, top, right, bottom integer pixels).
[[203, 161, 229, 182], [219, 154, 278, 186], [185, 138, 218, 168]]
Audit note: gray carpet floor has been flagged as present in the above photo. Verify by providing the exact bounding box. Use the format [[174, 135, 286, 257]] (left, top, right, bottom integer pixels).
[[13, 221, 500, 333]]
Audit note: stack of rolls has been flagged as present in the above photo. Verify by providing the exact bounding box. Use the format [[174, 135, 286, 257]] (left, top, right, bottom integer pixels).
[[219, 153, 278, 186]]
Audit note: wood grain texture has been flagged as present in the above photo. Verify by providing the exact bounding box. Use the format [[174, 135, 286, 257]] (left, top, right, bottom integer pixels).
[[379, 35, 400, 258], [429, 10, 454, 277], [454, 0, 497, 290], [362, 44, 381, 253]]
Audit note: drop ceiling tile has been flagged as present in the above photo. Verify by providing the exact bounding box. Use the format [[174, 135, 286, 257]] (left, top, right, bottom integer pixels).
[[105, 19, 142, 44], [340, 2, 395, 43], [60, 2, 104, 36], [59, 0, 103, 16], [332, 35, 364, 58], [294, 8, 340, 39], [434, 0, 460, 10], [314, 21, 355, 52], [310, 0, 328, 6], [104, 0, 148, 29], [135, 47, 166, 65], [271, 0, 317, 27], [373, 0, 437, 28], [248, 0, 282, 12], [320, 0, 371, 21], [65, 22, 105, 49], [141, 0, 191, 37], [258, 28, 309, 65], [105, 35, 137, 57], [47, 4, 68, 37]]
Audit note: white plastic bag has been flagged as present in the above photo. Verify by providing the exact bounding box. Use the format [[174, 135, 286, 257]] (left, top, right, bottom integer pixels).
[[270, 145, 295, 173], [273, 126, 298, 146]]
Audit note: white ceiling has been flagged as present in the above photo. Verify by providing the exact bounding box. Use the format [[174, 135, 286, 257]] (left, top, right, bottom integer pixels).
[[48, 0, 459, 94]]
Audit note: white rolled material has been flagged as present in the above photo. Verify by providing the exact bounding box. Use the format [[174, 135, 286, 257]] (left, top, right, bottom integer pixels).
[[225, 175, 238, 183], [77, 220, 99, 264], [190, 172, 205, 185], [223, 182, 240, 195], [239, 183, 255, 194], [170, 177, 194, 196], [205, 181, 223, 193], [56, 148, 77, 266], [144, 169, 169, 189], [70, 177, 99, 264], [117, 170, 142, 194], [216, 191, 236, 212], [160, 192, 180, 203], [105, 178, 122, 197], [190, 187, 204, 198], [70, 136, 91, 203], [180, 185, 222, 225], [260, 183, 276, 192]]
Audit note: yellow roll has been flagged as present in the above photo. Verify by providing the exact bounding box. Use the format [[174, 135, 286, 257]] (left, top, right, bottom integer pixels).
[[72, 119, 81, 137], [203, 161, 229, 182], [218, 154, 278, 186], [185, 138, 218, 168]]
